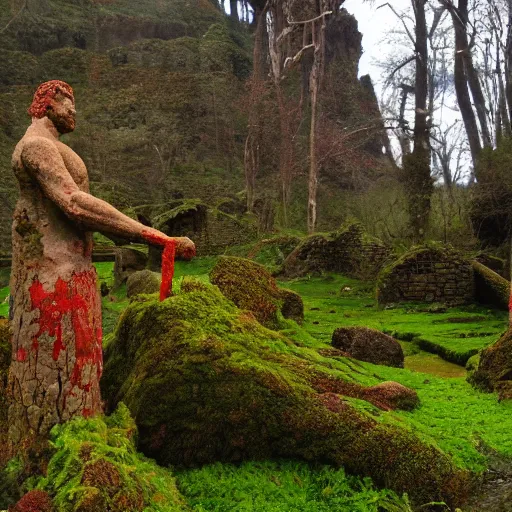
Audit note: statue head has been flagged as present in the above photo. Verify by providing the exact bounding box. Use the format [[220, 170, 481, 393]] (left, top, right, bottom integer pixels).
[[28, 80, 76, 134]]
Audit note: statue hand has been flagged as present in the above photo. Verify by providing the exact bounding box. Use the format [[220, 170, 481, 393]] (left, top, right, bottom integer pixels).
[[173, 237, 196, 260]]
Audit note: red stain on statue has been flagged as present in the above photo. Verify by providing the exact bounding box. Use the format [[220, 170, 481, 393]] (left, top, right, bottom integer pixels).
[[141, 230, 178, 301], [160, 240, 176, 301], [28, 269, 102, 395]]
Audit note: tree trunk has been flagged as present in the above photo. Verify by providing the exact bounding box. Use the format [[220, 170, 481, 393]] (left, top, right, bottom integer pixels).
[[406, 0, 432, 242], [447, 0, 482, 171], [244, 7, 267, 213], [230, 0, 238, 20], [457, 0, 492, 149]]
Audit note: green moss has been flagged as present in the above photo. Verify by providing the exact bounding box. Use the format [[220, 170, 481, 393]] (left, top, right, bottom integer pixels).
[[209, 256, 284, 328], [176, 460, 412, 511], [37, 404, 186, 511], [101, 282, 469, 507]]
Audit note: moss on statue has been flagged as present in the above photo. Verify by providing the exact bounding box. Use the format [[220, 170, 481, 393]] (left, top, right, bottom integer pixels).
[[35, 403, 185, 511], [210, 256, 303, 328], [101, 283, 469, 507]]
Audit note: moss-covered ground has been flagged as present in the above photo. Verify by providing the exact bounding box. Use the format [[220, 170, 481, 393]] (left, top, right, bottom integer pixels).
[[3, 257, 512, 509], [94, 258, 512, 477]]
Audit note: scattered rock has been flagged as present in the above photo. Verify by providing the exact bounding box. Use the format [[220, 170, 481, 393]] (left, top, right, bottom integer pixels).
[[332, 326, 404, 368], [113, 247, 147, 288], [279, 289, 304, 324], [469, 330, 512, 392], [126, 269, 161, 298], [363, 381, 419, 411]]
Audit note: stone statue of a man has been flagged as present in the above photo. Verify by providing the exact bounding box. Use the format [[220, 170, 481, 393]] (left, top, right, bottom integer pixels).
[[8, 80, 195, 454]]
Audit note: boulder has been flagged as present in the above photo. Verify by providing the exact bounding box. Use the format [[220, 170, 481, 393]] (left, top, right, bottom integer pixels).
[[113, 247, 147, 288], [101, 284, 469, 507], [280, 289, 304, 325], [210, 256, 303, 328], [332, 326, 404, 368], [126, 270, 161, 298], [363, 382, 419, 411], [471, 260, 510, 310], [469, 330, 512, 393]]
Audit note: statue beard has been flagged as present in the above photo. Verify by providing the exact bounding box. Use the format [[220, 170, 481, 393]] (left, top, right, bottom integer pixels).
[[46, 109, 75, 134]]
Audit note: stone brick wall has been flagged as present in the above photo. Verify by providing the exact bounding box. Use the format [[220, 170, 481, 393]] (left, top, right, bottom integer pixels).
[[281, 222, 391, 279], [377, 247, 474, 305]]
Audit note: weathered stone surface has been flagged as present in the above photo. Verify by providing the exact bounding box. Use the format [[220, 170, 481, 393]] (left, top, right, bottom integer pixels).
[[332, 326, 404, 368], [8, 81, 194, 456], [281, 221, 391, 279], [280, 289, 304, 325], [377, 245, 474, 306], [113, 247, 147, 288], [126, 270, 161, 298]]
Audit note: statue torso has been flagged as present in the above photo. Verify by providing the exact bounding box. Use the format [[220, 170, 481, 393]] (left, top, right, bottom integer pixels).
[[11, 126, 94, 286]]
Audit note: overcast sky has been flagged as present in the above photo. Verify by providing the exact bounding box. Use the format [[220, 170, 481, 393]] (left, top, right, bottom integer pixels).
[[343, 0, 410, 81]]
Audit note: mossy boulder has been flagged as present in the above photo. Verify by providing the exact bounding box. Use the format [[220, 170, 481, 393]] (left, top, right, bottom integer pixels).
[[279, 289, 304, 325], [471, 260, 510, 310], [377, 245, 473, 305], [126, 270, 161, 298], [101, 284, 469, 507], [36, 404, 186, 512], [280, 222, 390, 279], [469, 330, 512, 394], [210, 256, 303, 328], [331, 327, 404, 368]]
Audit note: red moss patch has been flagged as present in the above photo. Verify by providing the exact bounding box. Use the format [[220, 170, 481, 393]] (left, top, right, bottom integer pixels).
[[11, 490, 54, 512]]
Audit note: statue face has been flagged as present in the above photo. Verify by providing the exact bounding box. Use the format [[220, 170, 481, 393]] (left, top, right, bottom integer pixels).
[[47, 92, 76, 134]]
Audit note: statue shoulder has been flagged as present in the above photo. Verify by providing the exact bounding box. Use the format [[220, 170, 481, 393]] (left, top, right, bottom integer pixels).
[[18, 135, 62, 170]]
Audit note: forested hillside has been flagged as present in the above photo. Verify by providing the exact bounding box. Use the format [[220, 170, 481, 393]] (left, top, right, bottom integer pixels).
[[0, 0, 391, 254]]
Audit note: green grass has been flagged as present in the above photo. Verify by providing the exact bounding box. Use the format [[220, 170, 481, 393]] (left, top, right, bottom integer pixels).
[[176, 460, 413, 512], [279, 274, 508, 366]]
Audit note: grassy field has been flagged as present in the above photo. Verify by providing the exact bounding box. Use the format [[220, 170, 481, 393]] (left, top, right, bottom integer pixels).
[[3, 257, 512, 509]]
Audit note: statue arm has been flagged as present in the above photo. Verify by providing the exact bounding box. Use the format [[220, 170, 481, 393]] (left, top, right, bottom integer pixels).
[[21, 137, 195, 257]]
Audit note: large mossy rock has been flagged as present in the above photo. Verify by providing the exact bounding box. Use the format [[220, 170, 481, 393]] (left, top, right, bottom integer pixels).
[[332, 327, 404, 368], [377, 245, 473, 305], [471, 261, 510, 310], [210, 256, 304, 328], [101, 284, 469, 507], [469, 330, 512, 395], [280, 222, 390, 279]]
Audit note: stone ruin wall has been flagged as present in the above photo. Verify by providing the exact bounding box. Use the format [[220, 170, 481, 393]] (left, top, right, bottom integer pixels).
[[378, 249, 474, 305]]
